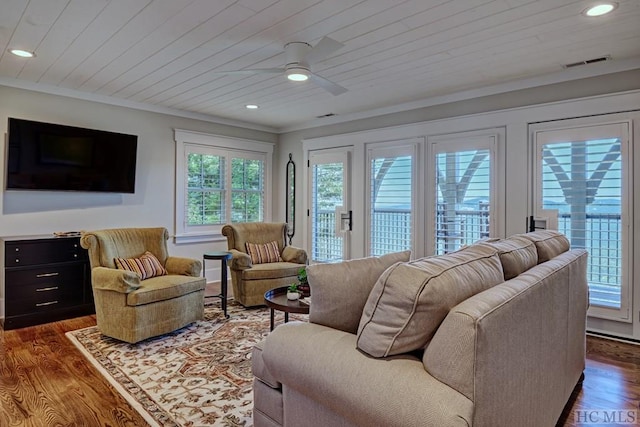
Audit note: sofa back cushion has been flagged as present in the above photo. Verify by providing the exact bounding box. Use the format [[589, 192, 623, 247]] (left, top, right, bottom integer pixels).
[[520, 230, 570, 263], [479, 235, 538, 280], [356, 245, 504, 358], [307, 250, 411, 334]]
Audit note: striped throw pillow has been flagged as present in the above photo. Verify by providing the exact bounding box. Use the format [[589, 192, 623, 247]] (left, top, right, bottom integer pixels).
[[114, 251, 167, 280], [245, 241, 282, 264]]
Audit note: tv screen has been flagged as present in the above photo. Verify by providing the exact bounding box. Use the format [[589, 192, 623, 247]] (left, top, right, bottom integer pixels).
[[6, 118, 137, 193]]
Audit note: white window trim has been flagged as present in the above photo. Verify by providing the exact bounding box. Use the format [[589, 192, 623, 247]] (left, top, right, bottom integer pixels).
[[174, 129, 274, 244]]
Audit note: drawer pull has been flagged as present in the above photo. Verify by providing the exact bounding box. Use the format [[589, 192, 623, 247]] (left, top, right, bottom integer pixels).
[[36, 286, 59, 292], [36, 301, 58, 307], [36, 272, 59, 278]]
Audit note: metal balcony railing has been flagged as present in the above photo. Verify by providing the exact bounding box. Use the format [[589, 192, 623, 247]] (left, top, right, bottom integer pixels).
[[312, 207, 623, 308]]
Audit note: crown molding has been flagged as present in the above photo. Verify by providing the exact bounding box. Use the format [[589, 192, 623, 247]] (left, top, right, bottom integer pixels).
[[0, 77, 278, 134]]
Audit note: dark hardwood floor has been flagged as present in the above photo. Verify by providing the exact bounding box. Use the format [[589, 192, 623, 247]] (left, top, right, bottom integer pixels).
[[1, 315, 638, 426]]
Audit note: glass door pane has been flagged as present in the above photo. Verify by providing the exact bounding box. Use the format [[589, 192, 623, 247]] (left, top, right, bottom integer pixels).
[[534, 121, 630, 320], [369, 152, 413, 256], [309, 150, 350, 263], [435, 149, 491, 254]]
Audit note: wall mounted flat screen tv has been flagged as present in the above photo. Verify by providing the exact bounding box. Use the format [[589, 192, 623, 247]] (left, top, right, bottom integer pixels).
[[5, 118, 138, 193]]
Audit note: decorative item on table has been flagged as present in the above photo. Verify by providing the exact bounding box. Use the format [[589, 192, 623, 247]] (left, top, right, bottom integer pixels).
[[287, 283, 300, 300], [297, 267, 310, 297]]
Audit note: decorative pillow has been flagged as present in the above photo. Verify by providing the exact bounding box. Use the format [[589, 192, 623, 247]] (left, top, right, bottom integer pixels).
[[307, 250, 412, 334], [479, 235, 538, 280], [520, 230, 570, 263], [245, 241, 282, 264], [356, 244, 504, 358], [114, 251, 167, 280]]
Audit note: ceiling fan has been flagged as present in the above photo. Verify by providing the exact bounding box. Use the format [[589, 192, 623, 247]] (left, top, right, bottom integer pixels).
[[217, 36, 348, 95]]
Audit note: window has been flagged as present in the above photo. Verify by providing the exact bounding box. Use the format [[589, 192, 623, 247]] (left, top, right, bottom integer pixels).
[[366, 141, 417, 256], [427, 131, 501, 255], [308, 149, 350, 263], [532, 121, 631, 321], [175, 130, 273, 243]]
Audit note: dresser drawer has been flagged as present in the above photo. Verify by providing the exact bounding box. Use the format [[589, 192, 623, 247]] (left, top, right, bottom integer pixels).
[[5, 264, 86, 316], [5, 237, 86, 267]]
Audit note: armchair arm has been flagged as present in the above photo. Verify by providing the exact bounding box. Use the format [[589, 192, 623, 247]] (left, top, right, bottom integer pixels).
[[166, 256, 201, 277], [228, 249, 252, 270], [282, 245, 308, 264], [91, 266, 141, 293]]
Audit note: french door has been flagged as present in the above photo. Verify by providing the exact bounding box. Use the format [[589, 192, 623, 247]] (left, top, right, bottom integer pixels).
[[532, 121, 631, 321], [307, 149, 351, 263]]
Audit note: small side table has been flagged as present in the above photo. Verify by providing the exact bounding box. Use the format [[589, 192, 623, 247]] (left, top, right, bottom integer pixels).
[[264, 286, 310, 331], [203, 251, 232, 318]]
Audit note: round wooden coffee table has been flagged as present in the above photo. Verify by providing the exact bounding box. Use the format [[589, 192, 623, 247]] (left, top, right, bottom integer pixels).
[[264, 286, 310, 331]]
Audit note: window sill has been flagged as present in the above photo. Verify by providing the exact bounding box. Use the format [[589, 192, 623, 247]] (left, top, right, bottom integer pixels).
[[174, 232, 227, 245]]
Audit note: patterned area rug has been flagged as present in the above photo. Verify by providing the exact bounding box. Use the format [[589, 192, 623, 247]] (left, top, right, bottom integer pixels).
[[66, 301, 304, 427]]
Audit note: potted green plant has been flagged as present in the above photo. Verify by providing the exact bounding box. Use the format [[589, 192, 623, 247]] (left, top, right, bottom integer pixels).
[[287, 283, 300, 300], [297, 267, 310, 297]]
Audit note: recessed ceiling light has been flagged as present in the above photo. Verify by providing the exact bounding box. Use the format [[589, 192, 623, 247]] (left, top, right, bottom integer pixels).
[[9, 49, 35, 58], [583, 2, 617, 17], [245, 104, 259, 109]]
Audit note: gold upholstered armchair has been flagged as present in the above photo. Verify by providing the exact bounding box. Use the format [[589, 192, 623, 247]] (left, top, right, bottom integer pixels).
[[221, 222, 308, 307], [80, 227, 206, 343]]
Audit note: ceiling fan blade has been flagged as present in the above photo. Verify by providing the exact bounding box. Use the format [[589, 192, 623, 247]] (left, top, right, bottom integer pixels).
[[310, 73, 347, 96], [214, 68, 283, 75], [305, 36, 344, 65]]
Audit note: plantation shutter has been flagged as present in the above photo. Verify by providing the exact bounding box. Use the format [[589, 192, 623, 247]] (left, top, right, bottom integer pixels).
[[186, 151, 225, 226], [230, 156, 265, 223], [540, 138, 623, 308], [369, 153, 413, 256], [533, 120, 630, 321], [435, 148, 491, 255]]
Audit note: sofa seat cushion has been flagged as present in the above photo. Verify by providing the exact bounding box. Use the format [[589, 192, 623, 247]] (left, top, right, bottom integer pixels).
[[262, 322, 473, 427], [126, 274, 205, 306], [241, 262, 301, 280], [357, 244, 504, 357], [307, 251, 412, 334], [521, 230, 570, 263], [480, 235, 538, 280]]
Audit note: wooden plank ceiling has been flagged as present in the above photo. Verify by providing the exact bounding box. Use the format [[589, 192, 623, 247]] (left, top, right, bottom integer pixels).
[[1, 0, 639, 130]]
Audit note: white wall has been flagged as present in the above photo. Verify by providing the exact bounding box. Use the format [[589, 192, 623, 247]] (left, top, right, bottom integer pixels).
[[0, 85, 277, 317]]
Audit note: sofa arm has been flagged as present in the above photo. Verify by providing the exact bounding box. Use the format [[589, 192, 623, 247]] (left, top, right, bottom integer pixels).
[[165, 256, 201, 276], [91, 266, 141, 293], [262, 322, 472, 427], [228, 249, 252, 270], [281, 245, 307, 264]]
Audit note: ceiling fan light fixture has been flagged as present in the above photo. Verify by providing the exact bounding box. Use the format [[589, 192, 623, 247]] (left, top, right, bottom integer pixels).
[[286, 67, 309, 81]]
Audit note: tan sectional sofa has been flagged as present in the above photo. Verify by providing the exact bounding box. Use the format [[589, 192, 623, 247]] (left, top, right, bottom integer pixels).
[[252, 231, 588, 427]]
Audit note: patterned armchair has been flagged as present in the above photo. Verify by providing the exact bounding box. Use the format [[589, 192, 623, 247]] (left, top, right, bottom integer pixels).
[[222, 223, 308, 307], [80, 227, 205, 343]]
